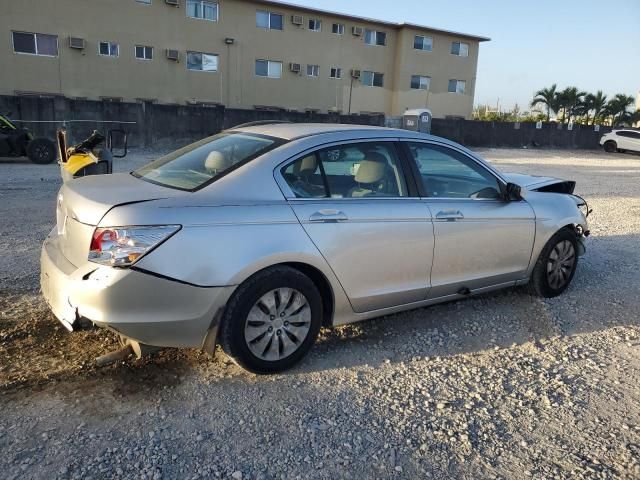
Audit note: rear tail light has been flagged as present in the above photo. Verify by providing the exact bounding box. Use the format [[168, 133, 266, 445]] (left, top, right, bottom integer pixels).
[[88, 225, 180, 267]]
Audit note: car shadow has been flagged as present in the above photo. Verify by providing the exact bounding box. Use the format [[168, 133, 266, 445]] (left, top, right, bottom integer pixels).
[[1, 232, 637, 396]]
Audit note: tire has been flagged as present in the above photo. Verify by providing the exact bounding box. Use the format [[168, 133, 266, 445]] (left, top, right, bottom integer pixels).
[[529, 228, 579, 298], [219, 266, 323, 374], [603, 140, 617, 153], [26, 138, 56, 164]]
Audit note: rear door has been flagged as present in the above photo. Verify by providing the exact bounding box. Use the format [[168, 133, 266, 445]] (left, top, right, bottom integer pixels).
[[403, 141, 535, 298], [278, 139, 434, 313]]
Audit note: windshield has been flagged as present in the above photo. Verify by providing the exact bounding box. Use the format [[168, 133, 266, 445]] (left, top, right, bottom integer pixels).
[[133, 132, 280, 191]]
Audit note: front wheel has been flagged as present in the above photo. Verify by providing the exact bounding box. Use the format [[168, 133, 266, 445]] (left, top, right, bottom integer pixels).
[[219, 266, 323, 374], [529, 228, 579, 298], [603, 140, 617, 153]]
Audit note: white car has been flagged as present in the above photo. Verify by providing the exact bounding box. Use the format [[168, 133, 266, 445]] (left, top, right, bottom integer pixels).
[[600, 129, 640, 153]]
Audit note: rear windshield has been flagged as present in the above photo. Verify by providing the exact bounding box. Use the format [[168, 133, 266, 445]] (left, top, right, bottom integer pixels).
[[133, 132, 280, 191]]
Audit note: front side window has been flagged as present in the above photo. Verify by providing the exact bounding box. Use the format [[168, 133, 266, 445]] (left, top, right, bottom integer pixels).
[[448, 79, 466, 94], [134, 133, 279, 191], [281, 142, 407, 198], [332, 23, 344, 35], [135, 45, 153, 60], [451, 41, 469, 56], [12, 32, 58, 56], [187, 52, 219, 72], [410, 75, 430, 90], [308, 19, 321, 31], [257, 10, 283, 30], [307, 64, 319, 77], [364, 29, 387, 46], [406, 143, 501, 199], [255, 59, 282, 78], [361, 70, 384, 87], [329, 67, 342, 79], [414, 35, 433, 51], [99, 41, 119, 57], [187, 0, 218, 21]]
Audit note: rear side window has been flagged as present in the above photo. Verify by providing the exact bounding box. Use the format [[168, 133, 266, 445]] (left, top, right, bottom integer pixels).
[[281, 142, 407, 198], [134, 132, 280, 191]]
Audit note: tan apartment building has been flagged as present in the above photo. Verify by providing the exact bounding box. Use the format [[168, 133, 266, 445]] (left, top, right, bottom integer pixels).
[[0, 0, 489, 118]]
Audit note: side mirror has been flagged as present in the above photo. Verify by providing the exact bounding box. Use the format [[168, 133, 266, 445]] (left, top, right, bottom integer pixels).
[[505, 182, 523, 201]]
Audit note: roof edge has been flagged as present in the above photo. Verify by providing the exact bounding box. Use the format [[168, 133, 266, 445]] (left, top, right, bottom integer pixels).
[[252, 0, 491, 42]]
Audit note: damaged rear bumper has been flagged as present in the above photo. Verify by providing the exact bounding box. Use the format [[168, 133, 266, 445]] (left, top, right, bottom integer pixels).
[[40, 230, 234, 349]]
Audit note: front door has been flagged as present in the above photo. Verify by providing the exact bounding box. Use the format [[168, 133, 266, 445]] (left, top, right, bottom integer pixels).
[[279, 140, 434, 313], [404, 141, 536, 298]]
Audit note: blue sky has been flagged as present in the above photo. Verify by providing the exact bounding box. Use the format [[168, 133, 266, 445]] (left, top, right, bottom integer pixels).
[[287, 0, 640, 111]]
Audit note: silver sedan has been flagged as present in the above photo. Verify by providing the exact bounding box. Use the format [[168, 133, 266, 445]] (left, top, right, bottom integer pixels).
[[40, 124, 590, 373]]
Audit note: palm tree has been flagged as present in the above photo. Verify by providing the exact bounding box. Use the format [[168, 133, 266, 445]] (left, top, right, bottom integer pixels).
[[558, 87, 586, 124], [583, 91, 608, 125], [605, 94, 635, 126], [530, 84, 557, 121]]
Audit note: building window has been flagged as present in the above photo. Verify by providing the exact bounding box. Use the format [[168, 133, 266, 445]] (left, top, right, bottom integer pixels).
[[99, 41, 119, 57], [308, 19, 321, 31], [135, 45, 153, 60], [329, 67, 342, 79], [307, 64, 319, 77], [448, 79, 466, 94], [187, 51, 218, 72], [364, 29, 387, 46], [256, 59, 282, 78], [451, 41, 469, 57], [332, 23, 344, 35], [414, 35, 433, 51], [256, 10, 283, 30], [187, 0, 218, 21], [361, 70, 384, 87], [410, 75, 430, 90], [12, 32, 58, 56]]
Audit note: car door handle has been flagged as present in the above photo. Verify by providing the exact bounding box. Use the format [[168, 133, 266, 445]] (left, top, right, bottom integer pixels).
[[436, 210, 464, 220], [309, 210, 348, 223]]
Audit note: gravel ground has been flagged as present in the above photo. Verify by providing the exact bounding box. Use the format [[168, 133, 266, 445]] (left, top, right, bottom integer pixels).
[[1, 147, 639, 480]]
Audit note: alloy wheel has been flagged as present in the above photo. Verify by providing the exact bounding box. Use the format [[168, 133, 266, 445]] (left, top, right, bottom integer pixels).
[[243, 288, 311, 361], [546, 240, 576, 289]]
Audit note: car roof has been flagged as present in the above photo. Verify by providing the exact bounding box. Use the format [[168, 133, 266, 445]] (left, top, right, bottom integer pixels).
[[232, 122, 413, 141]]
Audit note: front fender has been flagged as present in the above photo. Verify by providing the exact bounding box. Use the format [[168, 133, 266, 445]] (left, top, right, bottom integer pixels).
[[527, 191, 588, 275]]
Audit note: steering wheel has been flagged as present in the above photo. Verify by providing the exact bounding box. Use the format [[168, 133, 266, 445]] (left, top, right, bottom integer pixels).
[[469, 187, 500, 199]]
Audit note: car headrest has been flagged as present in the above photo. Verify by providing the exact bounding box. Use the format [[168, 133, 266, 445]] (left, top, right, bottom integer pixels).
[[294, 155, 317, 175], [204, 151, 233, 174], [355, 152, 387, 184]]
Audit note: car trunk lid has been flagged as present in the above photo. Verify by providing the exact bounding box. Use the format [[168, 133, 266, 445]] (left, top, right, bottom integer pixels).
[[56, 173, 181, 267]]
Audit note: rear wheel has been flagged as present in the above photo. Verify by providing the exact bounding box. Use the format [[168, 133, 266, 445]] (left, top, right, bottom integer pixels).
[[603, 140, 617, 153], [529, 228, 579, 298], [219, 266, 322, 374], [26, 138, 56, 164]]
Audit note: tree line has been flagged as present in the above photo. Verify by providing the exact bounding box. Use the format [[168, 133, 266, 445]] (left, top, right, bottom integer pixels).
[[530, 85, 639, 126]]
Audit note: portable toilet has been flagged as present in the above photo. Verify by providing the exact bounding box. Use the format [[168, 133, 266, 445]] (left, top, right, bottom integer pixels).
[[402, 109, 432, 134]]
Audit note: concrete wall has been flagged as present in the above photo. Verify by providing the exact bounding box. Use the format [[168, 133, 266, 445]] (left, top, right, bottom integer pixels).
[[2, 95, 608, 150], [0, 95, 384, 147], [431, 119, 612, 149], [0, 0, 486, 118]]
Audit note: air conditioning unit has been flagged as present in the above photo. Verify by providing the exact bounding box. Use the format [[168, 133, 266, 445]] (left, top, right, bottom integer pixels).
[[166, 49, 180, 61], [165, 0, 179, 5], [68, 37, 85, 49], [352, 26, 363, 36], [350, 69, 361, 79], [289, 62, 301, 73], [291, 14, 303, 25]]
